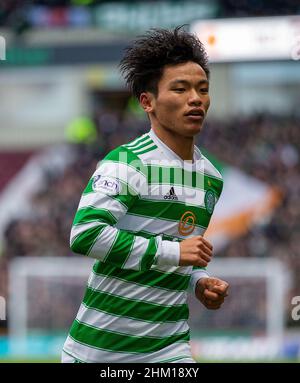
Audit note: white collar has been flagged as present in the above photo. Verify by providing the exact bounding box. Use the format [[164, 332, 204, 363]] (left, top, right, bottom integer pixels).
[[149, 128, 202, 171]]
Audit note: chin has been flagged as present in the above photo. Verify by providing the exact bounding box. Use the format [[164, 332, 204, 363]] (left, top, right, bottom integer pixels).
[[185, 124, 203, 136]]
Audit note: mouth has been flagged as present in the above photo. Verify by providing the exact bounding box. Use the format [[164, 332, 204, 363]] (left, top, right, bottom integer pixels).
[[184, 109, 205, 121], [184, 115, 204, 121]]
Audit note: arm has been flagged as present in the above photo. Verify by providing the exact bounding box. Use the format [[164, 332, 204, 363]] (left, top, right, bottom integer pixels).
[[186, 238, 229, 310], [189, 165, 227, 307], [70, 157, 180, 271]]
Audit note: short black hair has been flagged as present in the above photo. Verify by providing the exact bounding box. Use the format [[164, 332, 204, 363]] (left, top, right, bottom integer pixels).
[[119, 25, 210, 99]]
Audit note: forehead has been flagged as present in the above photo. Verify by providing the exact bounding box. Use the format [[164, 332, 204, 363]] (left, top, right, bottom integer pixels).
[[159, 61, 208, 85]]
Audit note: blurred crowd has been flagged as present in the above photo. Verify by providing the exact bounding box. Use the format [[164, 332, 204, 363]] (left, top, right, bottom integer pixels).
[[218, 0, 300, 17], [1, 0, 299, 29], [1, 111, 300, 331]]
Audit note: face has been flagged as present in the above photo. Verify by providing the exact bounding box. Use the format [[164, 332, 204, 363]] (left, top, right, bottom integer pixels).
[[140, 61, 210, 138]]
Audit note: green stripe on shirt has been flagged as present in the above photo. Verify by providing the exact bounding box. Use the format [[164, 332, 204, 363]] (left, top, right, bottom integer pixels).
[[82, 287, 189, 323], [70, 319, 189, 353], [93, 262, 190, 291]]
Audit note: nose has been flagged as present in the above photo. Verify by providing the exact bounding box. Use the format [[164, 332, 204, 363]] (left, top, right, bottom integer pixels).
[[187, 89, 202, 106]]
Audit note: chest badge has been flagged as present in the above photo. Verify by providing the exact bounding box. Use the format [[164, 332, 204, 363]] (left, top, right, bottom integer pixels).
[[204, 189, 216, 214], [178, 211, 196, 236]]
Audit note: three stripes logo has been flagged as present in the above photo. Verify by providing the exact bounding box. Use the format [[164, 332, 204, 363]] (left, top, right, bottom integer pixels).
[[164, 186, 178, 200]]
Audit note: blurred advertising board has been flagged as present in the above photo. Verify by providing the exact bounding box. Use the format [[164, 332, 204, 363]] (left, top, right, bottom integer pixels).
[[191, 15, 300, 62]]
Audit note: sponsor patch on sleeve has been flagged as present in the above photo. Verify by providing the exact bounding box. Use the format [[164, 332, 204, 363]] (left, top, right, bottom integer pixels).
[[92, 175, 121, 195]]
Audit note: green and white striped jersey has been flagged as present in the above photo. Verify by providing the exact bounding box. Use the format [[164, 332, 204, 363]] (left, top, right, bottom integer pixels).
[[63, 129, 223, 363]]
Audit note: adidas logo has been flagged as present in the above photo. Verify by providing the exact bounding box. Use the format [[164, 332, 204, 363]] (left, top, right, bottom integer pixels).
[[164, 186, 178, 200]]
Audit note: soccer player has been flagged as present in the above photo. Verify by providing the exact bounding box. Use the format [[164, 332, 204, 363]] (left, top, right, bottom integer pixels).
[[62, 26, 229, 363]]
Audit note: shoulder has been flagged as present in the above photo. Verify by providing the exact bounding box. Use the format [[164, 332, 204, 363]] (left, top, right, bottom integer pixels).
[[97, 133, 156, 178], [195, 145, 223, 180], [104, 131, 160, 165], [195, 146, 224, 196], [122, 132, 160, 161], [202, 154, 223, 181]]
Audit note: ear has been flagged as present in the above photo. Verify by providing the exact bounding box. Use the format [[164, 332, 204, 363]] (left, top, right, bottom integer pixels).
[[139, 92, 154, 113]]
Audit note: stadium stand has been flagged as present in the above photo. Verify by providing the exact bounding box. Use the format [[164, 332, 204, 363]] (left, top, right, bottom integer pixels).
[[0, 151, 33, 192], [1, 1, 300, 30]]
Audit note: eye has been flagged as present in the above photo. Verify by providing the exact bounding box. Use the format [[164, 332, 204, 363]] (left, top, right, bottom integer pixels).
[[173, 88, 185, 92], [200, 88, 209, 93]]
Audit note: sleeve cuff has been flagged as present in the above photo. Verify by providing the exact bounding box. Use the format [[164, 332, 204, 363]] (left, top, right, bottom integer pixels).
[[155, 240, 180, 266], [189, 269, 210, 294]]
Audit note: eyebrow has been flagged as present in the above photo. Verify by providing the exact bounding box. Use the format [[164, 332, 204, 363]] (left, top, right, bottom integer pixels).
[[170, 79, 209, 86]]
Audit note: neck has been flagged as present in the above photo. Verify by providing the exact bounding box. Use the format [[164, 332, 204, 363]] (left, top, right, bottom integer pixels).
[[151, 126, 194, 161]]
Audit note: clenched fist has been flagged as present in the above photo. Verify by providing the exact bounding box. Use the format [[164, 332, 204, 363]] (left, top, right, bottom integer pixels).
[[179, 235, 213, 267], [195, 277, 229, 310]]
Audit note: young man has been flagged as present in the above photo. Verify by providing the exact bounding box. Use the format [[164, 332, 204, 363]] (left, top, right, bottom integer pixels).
[[62, 26, 229, 363]]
